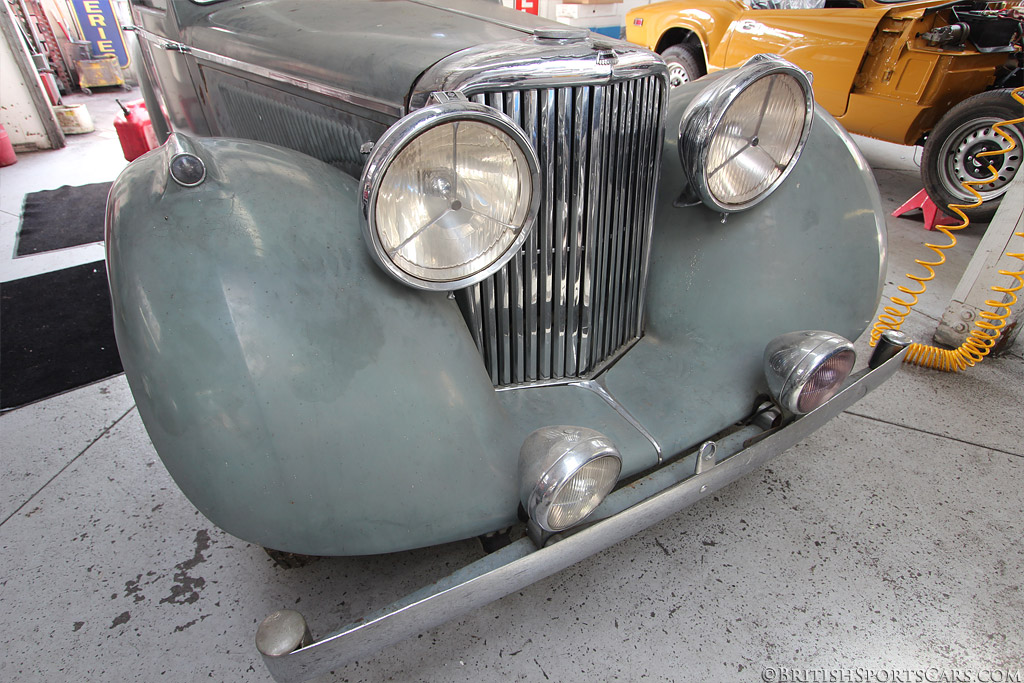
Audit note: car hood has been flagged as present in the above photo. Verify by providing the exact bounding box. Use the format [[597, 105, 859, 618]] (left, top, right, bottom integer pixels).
[[184, 0, 555, 113]]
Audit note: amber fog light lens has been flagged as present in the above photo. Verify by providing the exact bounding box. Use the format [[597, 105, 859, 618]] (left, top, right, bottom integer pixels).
[[519, 426, 622, 533], [796, 348, 856, 413], [361, 102, 540, 290], [763, 331, 856, 415], [679, 54, 814, 212]]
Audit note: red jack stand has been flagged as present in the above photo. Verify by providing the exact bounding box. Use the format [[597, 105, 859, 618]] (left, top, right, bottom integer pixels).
[[892, 189, 960, 230]]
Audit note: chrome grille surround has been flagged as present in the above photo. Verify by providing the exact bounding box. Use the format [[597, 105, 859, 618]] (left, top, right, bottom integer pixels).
[[412, 36, 668, 387]]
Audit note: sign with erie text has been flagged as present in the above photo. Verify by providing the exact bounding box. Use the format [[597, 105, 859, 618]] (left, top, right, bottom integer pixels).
[[71, 0, 130, 68]]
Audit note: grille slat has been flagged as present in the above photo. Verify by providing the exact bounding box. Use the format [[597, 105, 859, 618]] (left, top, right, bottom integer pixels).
[[539, 89, 556, 379], [578, 83, 604, 375], [458, 76, 663, 388], [622, 78, 642, 341], [605, 80, 625, 357], [553, 88, 571, 378], [591, 85, 613, 364], [565, 86, 589, 377]]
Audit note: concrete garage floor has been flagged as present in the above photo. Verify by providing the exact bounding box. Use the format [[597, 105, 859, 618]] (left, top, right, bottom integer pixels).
[[1, 90, 1022, 682]]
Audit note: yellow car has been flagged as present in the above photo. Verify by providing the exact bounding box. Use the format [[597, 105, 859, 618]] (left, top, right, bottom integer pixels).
[[627, 0, 1024, 219]]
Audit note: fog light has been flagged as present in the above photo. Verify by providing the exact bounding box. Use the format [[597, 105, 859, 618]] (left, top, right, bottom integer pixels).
[[519, 426, 621, 533], [763, 331, 856, 415]]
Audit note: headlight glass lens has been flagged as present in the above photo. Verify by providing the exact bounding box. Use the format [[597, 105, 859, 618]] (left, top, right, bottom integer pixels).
[[546, 455, 620, 531], [679, 54, 813, 212], [374, 119, 534, 285], [797, 348, 856, 413], [706, 73, 807, 207]]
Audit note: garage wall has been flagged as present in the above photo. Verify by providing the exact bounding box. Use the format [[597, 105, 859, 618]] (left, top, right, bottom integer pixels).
[[0, 3, 62, 150]]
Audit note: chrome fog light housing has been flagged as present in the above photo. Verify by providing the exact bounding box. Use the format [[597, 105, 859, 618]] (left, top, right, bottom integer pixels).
[[679, 54, 814, 212], [360, 100, 540, 290], [519, 426, 622, 533], [764, 331, 856, 415]]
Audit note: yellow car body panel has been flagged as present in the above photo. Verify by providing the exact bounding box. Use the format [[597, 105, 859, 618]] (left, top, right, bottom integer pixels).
[[626, 0, 1020, 145]]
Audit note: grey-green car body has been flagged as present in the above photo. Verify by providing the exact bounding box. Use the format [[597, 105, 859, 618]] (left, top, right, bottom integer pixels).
[[111, 0, 887, 557]]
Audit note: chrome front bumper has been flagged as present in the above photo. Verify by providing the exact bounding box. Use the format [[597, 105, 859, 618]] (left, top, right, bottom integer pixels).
[[256, 348, 907, 682]]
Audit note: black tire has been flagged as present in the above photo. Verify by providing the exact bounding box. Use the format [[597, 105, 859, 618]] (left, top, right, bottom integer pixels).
[[662, 45, 704, 89], [922, 89, 1023, 223]]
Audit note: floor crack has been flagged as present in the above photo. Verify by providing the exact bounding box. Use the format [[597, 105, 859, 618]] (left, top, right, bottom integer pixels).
[[844, 409, 1024, 459], [1, 404, 138, 527]]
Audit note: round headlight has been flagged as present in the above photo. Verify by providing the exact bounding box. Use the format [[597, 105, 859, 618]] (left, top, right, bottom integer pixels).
[[680, 54, 814, 212], [361, 101, 540, 290], [763, 330, 856, 415], [519, 426, 622, 533]]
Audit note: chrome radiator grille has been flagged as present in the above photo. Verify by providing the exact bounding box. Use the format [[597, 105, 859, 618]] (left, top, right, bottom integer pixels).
[[457, 76, 665, 387]]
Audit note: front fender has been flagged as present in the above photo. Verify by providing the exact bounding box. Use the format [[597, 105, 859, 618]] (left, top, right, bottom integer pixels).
[[603, 81, 887, 458], [106, 138, 521, 555]]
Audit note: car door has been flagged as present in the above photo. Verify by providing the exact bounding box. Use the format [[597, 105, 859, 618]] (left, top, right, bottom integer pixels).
[[128, 0, 212, 136], [723, 2, 890, 115]]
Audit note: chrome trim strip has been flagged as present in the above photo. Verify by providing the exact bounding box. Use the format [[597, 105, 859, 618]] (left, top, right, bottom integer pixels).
[[567, 378, 662, 460], [257, 352, 907, 683], [493, 335, 639, 392], [131, 27, 404, 118], [411, 37, 669, 110]]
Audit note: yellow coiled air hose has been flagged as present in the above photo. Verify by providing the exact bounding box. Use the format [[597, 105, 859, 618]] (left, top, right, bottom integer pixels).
[[869, 85, 1024, 372]]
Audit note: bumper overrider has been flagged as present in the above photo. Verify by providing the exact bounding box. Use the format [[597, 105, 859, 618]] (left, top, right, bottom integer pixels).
[[255, 335, 910, 682]]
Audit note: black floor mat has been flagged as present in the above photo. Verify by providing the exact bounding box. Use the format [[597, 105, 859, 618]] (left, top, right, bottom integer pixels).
[[0, 262, 122, 411], [15, 182, 112, 256]]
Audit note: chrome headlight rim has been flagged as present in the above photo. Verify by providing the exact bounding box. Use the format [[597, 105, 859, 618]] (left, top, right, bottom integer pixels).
[[763, 330, 856, 416], [679, 53, 814, 213], [519, 426, 622, 533], [360, 100, 541, 291]]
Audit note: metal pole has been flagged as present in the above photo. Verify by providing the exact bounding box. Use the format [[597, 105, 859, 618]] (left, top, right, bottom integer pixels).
[[933, 173, 1024, 355], [16, 0, 46, 63], [0, 0, 66, 149]]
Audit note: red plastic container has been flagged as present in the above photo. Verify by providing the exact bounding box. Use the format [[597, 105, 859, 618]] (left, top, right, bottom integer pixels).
[[0, 124, 16, 167], [114, 99, 158, 162]]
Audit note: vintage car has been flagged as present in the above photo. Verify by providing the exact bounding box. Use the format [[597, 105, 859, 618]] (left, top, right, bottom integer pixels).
[[109, 0, 910, 679], [625, 0, 1024, 220]]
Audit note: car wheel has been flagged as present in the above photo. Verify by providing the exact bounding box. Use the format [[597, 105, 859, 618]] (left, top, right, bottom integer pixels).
[[922, 89, 1023, 222], [662, 45, 704, 89]]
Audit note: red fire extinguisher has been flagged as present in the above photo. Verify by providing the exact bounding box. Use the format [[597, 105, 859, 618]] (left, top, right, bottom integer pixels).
[[0, 124, 16, 167], [114, 99, 159, 162]]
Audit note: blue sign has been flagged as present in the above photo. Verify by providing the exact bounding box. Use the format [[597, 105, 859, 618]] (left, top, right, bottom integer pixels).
[[71, 0, 129, 68]]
